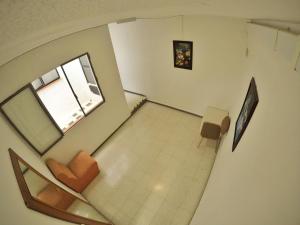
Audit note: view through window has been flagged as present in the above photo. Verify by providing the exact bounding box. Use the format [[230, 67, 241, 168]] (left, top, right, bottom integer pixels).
[[31, 53, 104, 133]]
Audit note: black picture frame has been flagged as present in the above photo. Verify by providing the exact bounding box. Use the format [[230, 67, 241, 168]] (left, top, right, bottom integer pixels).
[[173, 40, 193, 70], [232, 77, 259, 152]]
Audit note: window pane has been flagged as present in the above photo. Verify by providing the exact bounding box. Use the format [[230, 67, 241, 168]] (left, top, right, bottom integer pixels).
[[41, 69, 60, 85], [79, 55, 97, 85], [1, 87, 62, 153], [36, 68, 84, 132], [32, 79, 43, 90], [62, 55, 103, 114]]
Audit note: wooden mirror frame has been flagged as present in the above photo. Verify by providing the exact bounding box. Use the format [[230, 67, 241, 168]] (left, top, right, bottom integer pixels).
[[8, 148, 111, 225]]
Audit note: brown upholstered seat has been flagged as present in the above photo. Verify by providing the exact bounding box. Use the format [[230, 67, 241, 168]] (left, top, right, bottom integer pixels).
[[36, 184, 76, 210], [198, 106, 230, 149], [221, 116, 231, 135], [201, 122, 221, 140], [46, 150, 100, 193]]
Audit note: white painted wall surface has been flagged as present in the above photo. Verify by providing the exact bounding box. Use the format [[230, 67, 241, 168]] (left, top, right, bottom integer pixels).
[[0, 25, 130, 225], [0, 126, 77, 225], [0, 25, 130, 163], [109, 15, 247, 115], [190, 24, 300, 225]]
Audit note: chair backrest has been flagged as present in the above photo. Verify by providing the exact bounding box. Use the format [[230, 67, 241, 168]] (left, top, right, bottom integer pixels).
[[37, 184, 76, 210], [46, 158, 77, 179], [201, 122, 221, 140], [220, 116, 231, 135], [68, 150, 97, 178]]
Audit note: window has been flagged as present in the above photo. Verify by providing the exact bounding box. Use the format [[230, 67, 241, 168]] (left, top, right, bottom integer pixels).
[[31, 70, 60, 90], [0, 85, 63, 155], [31, 53, 104, 133]]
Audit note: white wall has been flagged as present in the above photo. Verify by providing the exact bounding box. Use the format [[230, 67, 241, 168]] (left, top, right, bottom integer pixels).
[[0, 25, 130, 163], [190, 24, 300, 225], [251, 20, 300, 34], [109, 15, 247, 115], [0, 25, 130, 225], [0, 121, 76, 225]]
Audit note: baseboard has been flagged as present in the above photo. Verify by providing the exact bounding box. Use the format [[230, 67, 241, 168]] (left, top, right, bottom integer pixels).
[[131, 98, 147, 115], [123, 89, 203, 118], [91, 97, 202, 156], [91, 100, 146, 156], [91, 115, 131, 156], [123, 89, 146, 97], [146, 100, 203, 118]]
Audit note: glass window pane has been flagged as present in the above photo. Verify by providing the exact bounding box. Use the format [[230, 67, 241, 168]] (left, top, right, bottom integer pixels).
[[1, 87, 62, 153], [36, 67, 84, 133], [32, 79, 43, 90], [79, 55, 97, 85], [41, 69, 59, 85], [62, 55, 104, 114]]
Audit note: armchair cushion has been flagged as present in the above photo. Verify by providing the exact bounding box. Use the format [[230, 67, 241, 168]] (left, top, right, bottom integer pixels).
[[201, 122, 221, 140], [46, 150, 100, 193], [47, 159, 77, 180], [36, 184, 75, 210], [68, 150, 98, 178]]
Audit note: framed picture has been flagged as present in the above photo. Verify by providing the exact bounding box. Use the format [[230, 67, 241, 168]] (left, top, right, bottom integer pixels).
[[173, 40, 193, 70], [232, 77, 259, 152]]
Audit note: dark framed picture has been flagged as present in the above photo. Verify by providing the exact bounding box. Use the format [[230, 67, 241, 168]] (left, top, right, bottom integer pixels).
[[232, 77, 259, 152], [173, 40, 193, 70]]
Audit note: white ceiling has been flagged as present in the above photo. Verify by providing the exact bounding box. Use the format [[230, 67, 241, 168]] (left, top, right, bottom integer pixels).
[[0, 0, 299, 65]]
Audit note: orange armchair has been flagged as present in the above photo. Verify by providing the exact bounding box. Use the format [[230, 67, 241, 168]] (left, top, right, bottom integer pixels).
[[46, 150, 100, 193], [36, 183, 76, 210]]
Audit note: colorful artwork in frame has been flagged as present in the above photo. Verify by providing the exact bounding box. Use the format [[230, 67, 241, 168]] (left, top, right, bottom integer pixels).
[[173, 40, 193, 70], [232, 77, 259, 152]]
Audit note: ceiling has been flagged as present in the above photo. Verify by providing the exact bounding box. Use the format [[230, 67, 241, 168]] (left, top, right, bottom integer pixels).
[[0, 0, 300, 65]]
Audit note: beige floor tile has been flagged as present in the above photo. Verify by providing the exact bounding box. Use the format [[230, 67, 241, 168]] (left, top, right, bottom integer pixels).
[[131, 209, 156, 225], [170, 209, 193, 225], [142, 192, 165, 212], [84, 102, 217, 225], [120, 199, 142, 218]]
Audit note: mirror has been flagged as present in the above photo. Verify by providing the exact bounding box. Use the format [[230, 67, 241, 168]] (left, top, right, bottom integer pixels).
[[9, 149, 111, 225]]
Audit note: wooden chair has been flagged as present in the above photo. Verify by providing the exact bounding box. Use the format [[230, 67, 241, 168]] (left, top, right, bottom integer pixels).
[[198, 106, 230, 150]]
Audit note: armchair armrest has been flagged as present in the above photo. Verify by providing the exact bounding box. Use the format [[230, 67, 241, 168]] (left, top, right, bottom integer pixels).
[[46, 159, 77, 179], [68, 150, 99, 178], [46, 151, 100, 193], [46, 159, 82, 192]]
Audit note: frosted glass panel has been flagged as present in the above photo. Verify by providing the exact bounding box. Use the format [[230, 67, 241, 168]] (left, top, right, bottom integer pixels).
[[1, 87, 62, 154]]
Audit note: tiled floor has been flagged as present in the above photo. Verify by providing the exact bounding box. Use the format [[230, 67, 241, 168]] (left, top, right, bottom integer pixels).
[[67, 200, 109, 223], [124, 91, 146, 112], [83, 102, 217, 225]]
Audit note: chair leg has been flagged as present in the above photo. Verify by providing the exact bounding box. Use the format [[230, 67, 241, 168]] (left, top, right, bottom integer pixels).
[[197, 136, 203, 148], [215, 137, 221, 153]]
